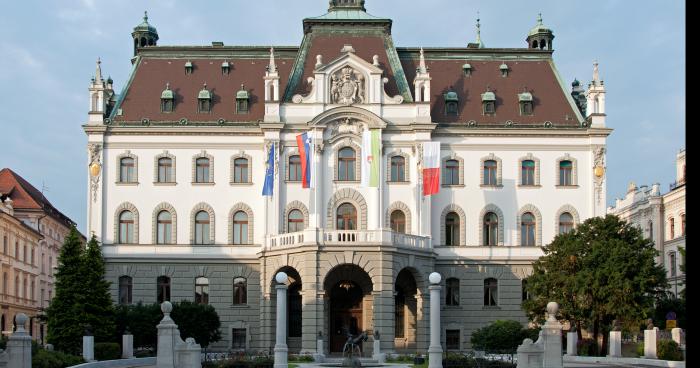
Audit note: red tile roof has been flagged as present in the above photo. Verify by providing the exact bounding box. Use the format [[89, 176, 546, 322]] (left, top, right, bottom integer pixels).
[[0, 168, 77, 228]]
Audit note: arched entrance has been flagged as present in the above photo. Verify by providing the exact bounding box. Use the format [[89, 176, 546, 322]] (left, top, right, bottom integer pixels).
[[324, 264, 373, 353], [395, 268, 418, 352], [271, 266, 303, 352]]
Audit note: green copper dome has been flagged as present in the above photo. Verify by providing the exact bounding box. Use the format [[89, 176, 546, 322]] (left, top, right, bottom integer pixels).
[[528, 13, 552, 37], [444, 91, 459, 102], [236, 85, 250, 99], [481, 91, 496, 101], [134, 11, 158, 33], [161, 83, 173, 99], [198, 84, 211, 100]]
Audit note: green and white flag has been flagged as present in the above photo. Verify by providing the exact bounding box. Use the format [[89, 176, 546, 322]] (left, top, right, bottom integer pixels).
[[361, 129, 381, 187]]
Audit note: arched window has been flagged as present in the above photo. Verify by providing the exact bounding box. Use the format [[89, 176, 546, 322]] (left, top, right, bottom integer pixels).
[[532, 40, 538, 48], [446, 278, 459, 306], [681, 214, 686, 236], [669, 252, 677, 277], [390, 156, 406, 182], [194, 211, 210, 245], [521, 160, 535, 186], [445, 212, 460, 246], [157, 276, 171, 303], [648, 220, 654, 240], [195, 277, 209, 304], [158, 158, 173, 183], [120, 157, 135, 183], [233, 158, 249, 183], [232, 211, 249, 245], [119, 211, 135, 244], [521, 213, 536, 246], [558, 213, 574, 234], [288, 155, 301, 181], [15, 276, 19, 300], [484, 278, 498, 306], [233, 277, 247, 305], [119, 276, 132, 305], [669, 218, 675, 239], [157, 211, 173, 244], [336, 203, 357, 230], [483, 160, 497, 185], [2, 273, 6, 297], [287, 210, 304, 233], [559, 160, 573, 186], [444, 159, 459, 185], [483, 212, 498, 246], [390, 210, 406, 233], [195, 158, 211, 183], [337, 147, 356, 181]]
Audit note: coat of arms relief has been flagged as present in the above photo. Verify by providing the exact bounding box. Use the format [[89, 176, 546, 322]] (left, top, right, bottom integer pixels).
[[331, 66, 365, 105]]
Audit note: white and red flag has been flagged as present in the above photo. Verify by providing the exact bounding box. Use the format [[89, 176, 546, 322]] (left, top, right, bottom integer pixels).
[[422, 142, 441, 196]]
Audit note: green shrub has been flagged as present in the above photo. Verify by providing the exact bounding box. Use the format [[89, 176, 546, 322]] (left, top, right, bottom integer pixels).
[[657, 339, 683, 361], [636, 341, 644, 357], [0, 335, 6, 350], [32, 349, 85, 368], [95, 342, 121, 361], [288, 354, 314, 362], [577, 338, 597, 356], [470, 320, 535, 354]]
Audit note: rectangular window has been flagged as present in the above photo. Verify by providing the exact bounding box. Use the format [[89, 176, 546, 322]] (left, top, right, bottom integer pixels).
[[196, 159, 210, 183], [446, 329, 460, 350], [288, 156, 301, 181], [390, 156, 406, 182], [559, 161, 573, 186], [670, 253, 677, 277], [232, 328, 247, 349], [521, 161, 535, 185], [444, 160, 459, 185], [484, 161, 497, 185]]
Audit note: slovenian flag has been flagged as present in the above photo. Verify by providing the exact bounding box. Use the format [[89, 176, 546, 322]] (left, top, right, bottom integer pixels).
[[262, 142, 275, 196], [361, 129, 381, 187], [423, 142, 440, 196], [296, 132, 313, 188]]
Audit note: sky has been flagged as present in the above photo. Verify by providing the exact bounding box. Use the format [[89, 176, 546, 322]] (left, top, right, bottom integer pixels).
[[0, 0, 685, 234]]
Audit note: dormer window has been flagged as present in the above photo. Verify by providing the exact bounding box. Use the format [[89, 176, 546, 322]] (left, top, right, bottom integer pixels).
[[236, 84, 250, 114], [222, 61, 230, 75], [444, 91, 459, 115], [198, 83, 212, 113], [518, 92, 533, 116], [161, 83, 174, 113], [499, 63, 509, 77], [185, 61, 193, 75], [481, 90, 496, 115], [462, 63, 472, 77]]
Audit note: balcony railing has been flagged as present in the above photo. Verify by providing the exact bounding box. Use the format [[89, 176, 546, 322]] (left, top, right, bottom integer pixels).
[[264, 228, 432, 251], [669, 179, 686, 191]]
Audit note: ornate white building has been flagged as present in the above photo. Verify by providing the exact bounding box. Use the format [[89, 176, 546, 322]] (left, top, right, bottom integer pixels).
[[608, 149, 685, 297], [83, 1, 611, 353]]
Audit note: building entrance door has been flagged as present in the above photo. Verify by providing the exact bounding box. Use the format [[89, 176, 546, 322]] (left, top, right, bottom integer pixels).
[[329, 280, 364, 353]]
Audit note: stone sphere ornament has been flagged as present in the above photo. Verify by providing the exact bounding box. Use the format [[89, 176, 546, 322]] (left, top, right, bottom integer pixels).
[[275, 272, 289, 284], [15, 313, 28, 331], [429, 272, 442, 285], [161, 301, 173, 314]]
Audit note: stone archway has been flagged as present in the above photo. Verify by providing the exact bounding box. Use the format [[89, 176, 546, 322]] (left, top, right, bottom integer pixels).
[[270, 266, 303, 353], [394, 268, 418, 353], [323, 264, 373, 353]]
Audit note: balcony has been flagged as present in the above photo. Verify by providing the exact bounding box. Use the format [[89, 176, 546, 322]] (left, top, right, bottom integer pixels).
[[264, 229, 432, 252]]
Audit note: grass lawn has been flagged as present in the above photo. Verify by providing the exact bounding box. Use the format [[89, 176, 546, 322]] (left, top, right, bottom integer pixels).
[[289, 364, 299, 368]]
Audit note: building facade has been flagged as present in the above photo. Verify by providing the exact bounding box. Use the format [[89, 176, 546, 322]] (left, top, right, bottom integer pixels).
[[608, 149, 685, 297], [0, 168, 81, 341], [84, 1, 611, 353]]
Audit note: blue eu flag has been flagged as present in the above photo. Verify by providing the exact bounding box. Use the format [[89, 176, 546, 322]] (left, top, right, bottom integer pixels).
[[262, 143, 275, 196]]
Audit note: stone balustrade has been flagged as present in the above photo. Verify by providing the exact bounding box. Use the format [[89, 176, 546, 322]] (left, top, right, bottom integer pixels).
[[265, 228, 432, 251]]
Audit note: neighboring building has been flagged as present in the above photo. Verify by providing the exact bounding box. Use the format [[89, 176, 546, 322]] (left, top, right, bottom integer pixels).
[[0, 168, 84, 342], [84, 1, 611, 353], [608, 149, 686, 297]]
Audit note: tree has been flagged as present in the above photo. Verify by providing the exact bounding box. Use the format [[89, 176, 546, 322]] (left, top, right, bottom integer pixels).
[[470, 320, 539, 354], [522, 215, 668, 356], [170, 301, 222, 348], [46, 226, 85, 354], [678, 246, 686, 300], [78, 235, 116, 342]]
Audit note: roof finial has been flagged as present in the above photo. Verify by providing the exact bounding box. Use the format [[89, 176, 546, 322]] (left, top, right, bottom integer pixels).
[[95, 57, 103, 82], [165, 82, 170, 90], [537, 12, 543, 25], [593, 60, 600, 83], [418, 47, 427, 74], [475, 12, 484, 48], [144, 11, 148, 22], [269, 47, 277, 73]]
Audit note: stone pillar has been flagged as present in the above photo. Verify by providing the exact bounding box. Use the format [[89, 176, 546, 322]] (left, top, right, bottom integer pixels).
[[274, 272, 289, 368], [313, 332, 325, 362], [157, 301, 179, 368], [122, 333, 134, 359], [428, 272, 442, 368], [672, 328, 683, 346], [82, 335, 95, 362], [542, 302, 562, 368], [608, 331, 621, 358], [7, 313, 32, 368], [372, 332, 386, 363], [566, 331, 577, 356], [644, 329, 657, 359]]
